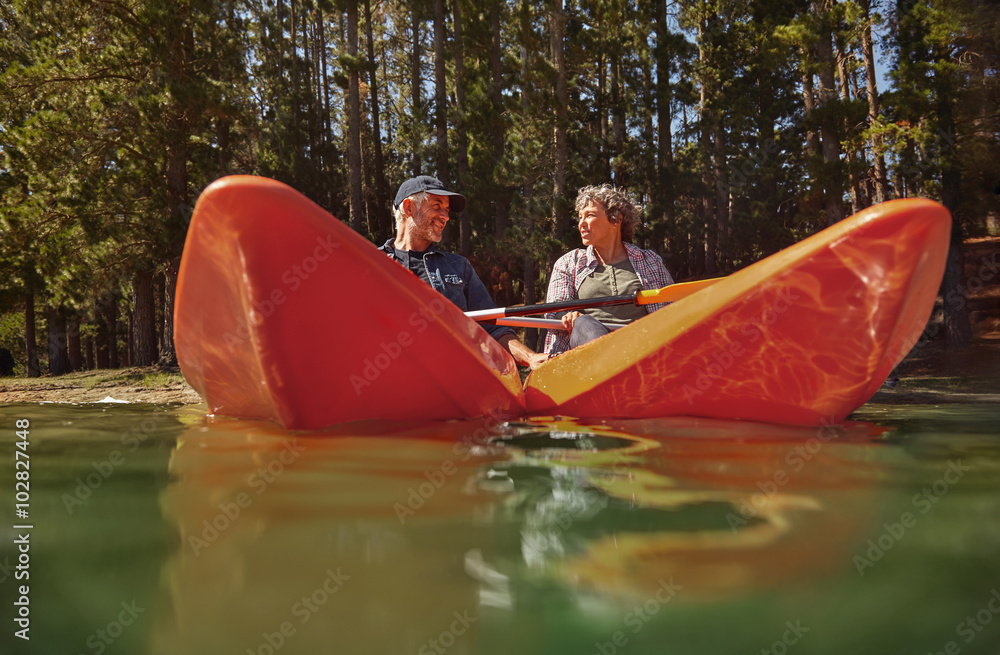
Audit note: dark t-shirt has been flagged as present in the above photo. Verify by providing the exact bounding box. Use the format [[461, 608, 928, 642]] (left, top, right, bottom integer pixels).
[[389, 247, 430, 284]]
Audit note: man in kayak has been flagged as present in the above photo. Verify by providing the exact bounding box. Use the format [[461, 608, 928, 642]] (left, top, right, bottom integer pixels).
[[380, 175, 549, 370], [543, 184, 674, 354]]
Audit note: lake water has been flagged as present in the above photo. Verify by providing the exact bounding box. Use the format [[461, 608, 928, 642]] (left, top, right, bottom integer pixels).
[[2, 398, 1000, 655]]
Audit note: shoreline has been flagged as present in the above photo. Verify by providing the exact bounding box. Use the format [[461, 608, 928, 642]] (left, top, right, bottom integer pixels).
[[0, 366, 201, 405], [2, 341, 998, 408]]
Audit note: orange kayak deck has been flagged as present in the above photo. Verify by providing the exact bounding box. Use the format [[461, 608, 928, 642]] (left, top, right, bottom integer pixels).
[[175, 176, 950, 430]]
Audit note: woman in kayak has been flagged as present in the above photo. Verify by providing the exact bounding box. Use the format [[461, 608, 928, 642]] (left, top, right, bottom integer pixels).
[[543, 184, 674, 355]]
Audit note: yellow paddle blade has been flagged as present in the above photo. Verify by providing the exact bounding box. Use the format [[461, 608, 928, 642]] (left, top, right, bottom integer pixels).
[[636, 277, 723, 305]]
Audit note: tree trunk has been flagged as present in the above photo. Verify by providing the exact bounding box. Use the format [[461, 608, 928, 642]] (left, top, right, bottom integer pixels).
[[699, 16, 716, 275], [24, 294, 40, 377], [95, 293, 110, 369], [165, 4, 191, 254], [364, 0, 389, 236], [132, 270, 158, 366], [550, 0, 569, 240], [361, 95, 376, 235], [610, 49, 625, 184], [84, 335, 95, 371], [518, 0, 534, 245], [47, 306, 71, 375], [308, 10, 321, 172], [814, 2, 843, 225], [127, 306, 134, 367], [655, 0, 673, 229], [411, 9, 423, 176], [213, 29, 232, 175], [836, 38, 864, 213], [159, 257, 181, 366], [430, 0, 452, 247], [433, 0, 449, 185], [936, 70, 973, 349], [861, 0, 888, 204], [754, 0, 780, 234], [641, 64, 654, 209], [491, 0, 508, 242], [598, 36, 609, 178], [290, 0, 301, 134], [162, 6, 191, 367], [453, 0, 471, 256], [155, 272, 165, 354], [67, 315, 82, 372], [107, 292, 119, 369], [801, 65, 821, 161], [318, 4, 334, 208], [348, 0, 364, 233], [276, 0, 285, 94], [96, 328, 109, 368], [942, 243, 973, 348], [714, 125, 728, 269]]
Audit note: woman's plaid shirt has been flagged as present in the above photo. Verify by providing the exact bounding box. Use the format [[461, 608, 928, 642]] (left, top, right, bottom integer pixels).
[[542, 242, 674, 354]]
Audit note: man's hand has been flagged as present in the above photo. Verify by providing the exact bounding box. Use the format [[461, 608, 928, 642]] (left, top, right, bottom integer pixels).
[[522, 352, 550, 370], [498, 335, 550, 370]]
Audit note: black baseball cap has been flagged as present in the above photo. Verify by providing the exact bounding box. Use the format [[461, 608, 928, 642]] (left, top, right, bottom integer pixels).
[[393, 175, 466, 212]]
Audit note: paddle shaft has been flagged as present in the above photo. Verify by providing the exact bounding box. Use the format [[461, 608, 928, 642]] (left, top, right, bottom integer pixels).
[[484, 316, 625, 331], [466, 291, 639, 322], [465, 277, 721, 323]]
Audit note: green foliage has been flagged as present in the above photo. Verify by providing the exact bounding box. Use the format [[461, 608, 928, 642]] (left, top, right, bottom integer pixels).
[[0, 311, 26, 367], [883, 0, 1000, 225], [1, 0, 995, 363]]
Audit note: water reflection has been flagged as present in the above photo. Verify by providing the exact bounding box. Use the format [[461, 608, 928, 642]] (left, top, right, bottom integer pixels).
[[153, 414, 897, 654], [155, 417, 504, 655], [473, 418, 889, 602]]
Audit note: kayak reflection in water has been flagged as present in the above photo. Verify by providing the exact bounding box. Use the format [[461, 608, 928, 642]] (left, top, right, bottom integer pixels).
[[543, 185, 675, 355], [379, 175, 549, 370]]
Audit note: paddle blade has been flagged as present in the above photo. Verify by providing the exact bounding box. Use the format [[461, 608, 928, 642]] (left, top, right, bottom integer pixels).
[[636, 277, 722, 304]]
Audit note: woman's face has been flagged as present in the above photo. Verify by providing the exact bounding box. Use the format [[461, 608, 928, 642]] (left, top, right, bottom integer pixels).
[[577, 201, 619, 249]]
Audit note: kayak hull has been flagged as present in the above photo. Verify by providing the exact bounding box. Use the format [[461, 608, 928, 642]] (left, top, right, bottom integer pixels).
[[524, 198, 951, 425], [174, 176, 525, 430]]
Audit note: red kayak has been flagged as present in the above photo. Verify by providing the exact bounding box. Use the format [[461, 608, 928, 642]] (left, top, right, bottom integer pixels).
[[175, 176, 950, 429]]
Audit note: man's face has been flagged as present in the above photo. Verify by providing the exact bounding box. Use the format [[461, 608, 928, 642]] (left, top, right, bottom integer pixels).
[[409, 194, 450, 243]]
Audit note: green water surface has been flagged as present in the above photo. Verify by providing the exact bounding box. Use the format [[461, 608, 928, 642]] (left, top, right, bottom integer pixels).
[[1, 399, 999, 655]]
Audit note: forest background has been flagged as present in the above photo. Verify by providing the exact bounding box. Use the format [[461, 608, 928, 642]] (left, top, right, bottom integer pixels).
[[0, 0, 997, 376]]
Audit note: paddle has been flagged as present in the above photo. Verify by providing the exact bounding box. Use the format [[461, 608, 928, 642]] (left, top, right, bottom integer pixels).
[[465, 276, 722, 323], [482, 316, 625, 331]]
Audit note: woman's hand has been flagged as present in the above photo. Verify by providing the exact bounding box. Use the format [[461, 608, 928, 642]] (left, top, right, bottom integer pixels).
[[561, 311, 581, 335]]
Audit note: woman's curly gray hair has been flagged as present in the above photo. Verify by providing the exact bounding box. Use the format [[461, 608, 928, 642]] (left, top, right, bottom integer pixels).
[[574, 184, 640, 242]]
